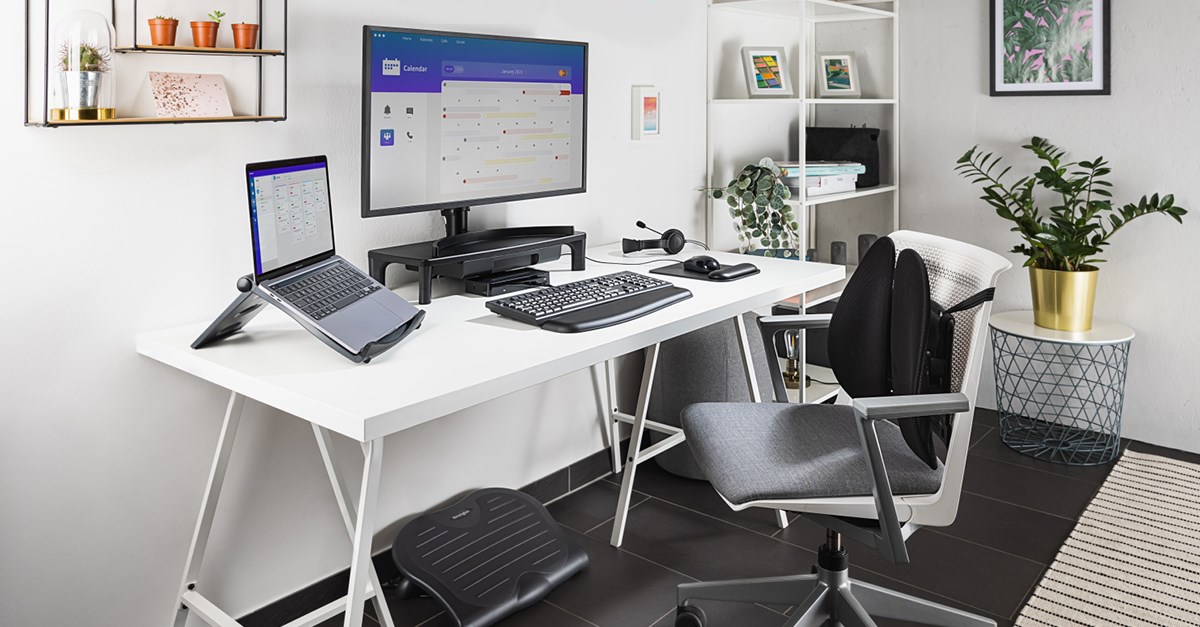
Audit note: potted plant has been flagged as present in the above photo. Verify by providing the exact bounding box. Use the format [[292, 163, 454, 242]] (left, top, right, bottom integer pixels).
[[190, 10, 224, 48], [706, 158, 801, 258], [147, 15, 178, 46], [957, 137, 1187, 331], [57, 40, 112, 113], [231, 21, 259, 50]]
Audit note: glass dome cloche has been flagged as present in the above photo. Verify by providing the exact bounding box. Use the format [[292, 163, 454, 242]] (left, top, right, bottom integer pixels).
[[51, 10, 116, 121]]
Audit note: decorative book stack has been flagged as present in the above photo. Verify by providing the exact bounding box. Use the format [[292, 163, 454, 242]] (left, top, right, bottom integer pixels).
[[778, 161, 866, 197]]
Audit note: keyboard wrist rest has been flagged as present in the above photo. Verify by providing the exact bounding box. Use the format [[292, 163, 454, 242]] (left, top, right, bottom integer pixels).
[[538, 286, 693, 333]]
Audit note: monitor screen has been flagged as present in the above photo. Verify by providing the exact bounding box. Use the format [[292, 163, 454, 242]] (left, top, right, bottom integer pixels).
[[362, 27, 587, 218], [247, 157, 335, 278]]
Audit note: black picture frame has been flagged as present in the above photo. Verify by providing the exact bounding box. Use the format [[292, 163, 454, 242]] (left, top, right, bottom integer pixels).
[[989, 0, 1111, 97]]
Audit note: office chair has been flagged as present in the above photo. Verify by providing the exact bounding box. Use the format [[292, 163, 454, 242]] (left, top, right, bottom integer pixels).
[[675, 231, 1010, 627]]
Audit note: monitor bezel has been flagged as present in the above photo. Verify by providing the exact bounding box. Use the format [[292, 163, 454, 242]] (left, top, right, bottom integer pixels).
[[360, 25, 589, 219]]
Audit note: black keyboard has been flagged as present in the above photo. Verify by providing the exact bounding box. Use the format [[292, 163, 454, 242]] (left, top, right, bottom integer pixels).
[[274, 261, 381, 320], [486, 271, 692, 333]]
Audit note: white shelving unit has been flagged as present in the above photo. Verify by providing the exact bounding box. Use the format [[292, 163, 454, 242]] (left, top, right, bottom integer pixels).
[[706, 0, 899, 402]]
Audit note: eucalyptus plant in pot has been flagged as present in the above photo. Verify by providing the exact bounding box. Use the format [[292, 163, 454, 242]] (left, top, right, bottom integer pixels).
[[706, 158, 801, 258], [957, 137, 1187, 331]]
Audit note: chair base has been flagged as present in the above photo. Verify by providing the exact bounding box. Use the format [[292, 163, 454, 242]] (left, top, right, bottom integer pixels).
[[675, 545, 995, 627]]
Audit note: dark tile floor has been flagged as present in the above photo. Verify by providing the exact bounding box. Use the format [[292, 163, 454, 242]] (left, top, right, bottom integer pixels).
[[293, 408, 1199, 627]]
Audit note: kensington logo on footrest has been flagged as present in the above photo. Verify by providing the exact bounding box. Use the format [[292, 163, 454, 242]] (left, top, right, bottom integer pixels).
[[450, 508, 473, 521]]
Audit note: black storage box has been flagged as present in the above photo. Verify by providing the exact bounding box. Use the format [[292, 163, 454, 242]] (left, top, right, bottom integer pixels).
[[806, 127, 881, 188]]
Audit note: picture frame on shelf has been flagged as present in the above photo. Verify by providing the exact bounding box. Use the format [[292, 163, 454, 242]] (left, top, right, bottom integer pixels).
[[990, 0, 1110, 96], [741, 46, 793, 98], [816, 52, 860, 98], [631, 85, 660, 140]]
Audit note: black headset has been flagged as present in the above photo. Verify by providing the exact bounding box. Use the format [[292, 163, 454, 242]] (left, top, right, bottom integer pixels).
[[622, 221, 687, 255]]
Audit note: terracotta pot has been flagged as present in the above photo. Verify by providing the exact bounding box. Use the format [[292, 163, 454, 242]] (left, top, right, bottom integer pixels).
[[147, 18, 179, 46], [231, 23, 260, 50], [190, 21, 219, 48]]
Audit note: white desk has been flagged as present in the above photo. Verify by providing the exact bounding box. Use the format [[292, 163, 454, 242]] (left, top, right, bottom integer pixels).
[[138, 243, 843, 627]]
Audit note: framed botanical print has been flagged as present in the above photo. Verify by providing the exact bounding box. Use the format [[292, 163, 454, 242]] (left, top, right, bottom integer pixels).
[[991, 0, 1111, 96], [816, 53, 861, 98], [741, 47, 794, 98]]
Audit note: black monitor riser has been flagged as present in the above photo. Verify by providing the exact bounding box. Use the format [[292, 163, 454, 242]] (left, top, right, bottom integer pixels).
[[368, 216, 586, 304]]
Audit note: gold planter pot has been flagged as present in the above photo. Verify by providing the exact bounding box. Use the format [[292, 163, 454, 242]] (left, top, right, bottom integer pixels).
[[1029, 266, 1098, 331]]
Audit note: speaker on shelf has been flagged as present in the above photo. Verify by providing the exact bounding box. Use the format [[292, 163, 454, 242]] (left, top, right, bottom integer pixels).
[[857, 234, 878, 264], [831, 241, 848, 266]]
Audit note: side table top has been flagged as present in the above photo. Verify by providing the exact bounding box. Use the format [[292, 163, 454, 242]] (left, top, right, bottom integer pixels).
[[989, 310, 1135, 345]]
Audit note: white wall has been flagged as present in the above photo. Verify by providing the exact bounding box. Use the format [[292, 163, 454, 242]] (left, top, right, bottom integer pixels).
[[0, 2, 707, 625], [899, 1, 1200, 451]]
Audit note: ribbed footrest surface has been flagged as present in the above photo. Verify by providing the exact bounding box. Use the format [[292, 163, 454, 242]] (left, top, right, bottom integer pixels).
[[391, 488, 589, 627]]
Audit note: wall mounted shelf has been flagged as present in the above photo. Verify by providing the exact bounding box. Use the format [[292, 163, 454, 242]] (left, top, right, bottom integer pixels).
[[25, 0, 288, 127], [115, 45, 285, 57]]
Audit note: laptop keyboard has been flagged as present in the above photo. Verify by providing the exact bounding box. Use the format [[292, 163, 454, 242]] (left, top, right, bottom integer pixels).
[[274, 261, 381, 320]]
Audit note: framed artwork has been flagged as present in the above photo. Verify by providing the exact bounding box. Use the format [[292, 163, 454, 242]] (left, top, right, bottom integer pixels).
[[741, 47, 793, 98], [817, 53, 861, 98], [631, 85, 660, 140], [990, 0, 1110, 96]]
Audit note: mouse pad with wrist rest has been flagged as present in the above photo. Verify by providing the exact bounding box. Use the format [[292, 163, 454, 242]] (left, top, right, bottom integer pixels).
[[651, 261, 760, 282]]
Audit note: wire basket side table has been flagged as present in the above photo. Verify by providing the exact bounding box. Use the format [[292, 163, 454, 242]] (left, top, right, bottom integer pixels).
[[989, 311, 1134, 466]]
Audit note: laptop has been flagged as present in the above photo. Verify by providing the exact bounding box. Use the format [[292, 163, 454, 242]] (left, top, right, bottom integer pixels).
[[246, 155, 423, 355]]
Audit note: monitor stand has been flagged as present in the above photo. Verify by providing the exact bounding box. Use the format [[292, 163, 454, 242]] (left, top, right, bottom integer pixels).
[[367, 207, 587, 305]]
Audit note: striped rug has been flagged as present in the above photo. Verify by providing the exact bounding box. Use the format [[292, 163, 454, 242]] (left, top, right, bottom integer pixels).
[[1016, 451, 1200, 627]]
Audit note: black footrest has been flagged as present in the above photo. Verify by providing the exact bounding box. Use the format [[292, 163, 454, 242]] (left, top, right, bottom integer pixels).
[[391, 488, 589, 627]]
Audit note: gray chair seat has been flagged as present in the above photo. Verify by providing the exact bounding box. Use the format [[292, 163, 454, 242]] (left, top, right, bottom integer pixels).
[[682, 402, 944, 506]]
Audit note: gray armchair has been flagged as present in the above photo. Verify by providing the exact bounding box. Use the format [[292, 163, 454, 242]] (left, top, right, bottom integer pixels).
[[674, 231, 1011, 627]]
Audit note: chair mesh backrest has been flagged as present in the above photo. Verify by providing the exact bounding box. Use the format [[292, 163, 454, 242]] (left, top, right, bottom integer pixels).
[[889, 236, 992, 396]]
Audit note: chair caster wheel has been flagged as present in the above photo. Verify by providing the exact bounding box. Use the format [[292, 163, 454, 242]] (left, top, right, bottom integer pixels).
[[393, 577, 422, 599], [675, 605, 706, 627]]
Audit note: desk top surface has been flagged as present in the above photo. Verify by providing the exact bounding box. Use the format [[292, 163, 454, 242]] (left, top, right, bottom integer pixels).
[[137, 244, 843, 441]]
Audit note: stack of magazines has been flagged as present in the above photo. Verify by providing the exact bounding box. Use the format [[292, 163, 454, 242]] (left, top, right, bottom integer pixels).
[[777, 161, 866, 197]]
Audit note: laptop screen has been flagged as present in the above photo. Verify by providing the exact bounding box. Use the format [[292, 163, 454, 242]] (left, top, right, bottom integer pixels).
[[247, 157, 335, 279]]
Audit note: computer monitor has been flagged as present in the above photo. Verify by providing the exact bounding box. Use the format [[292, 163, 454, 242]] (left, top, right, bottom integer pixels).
[[362, 27, 588, 221]]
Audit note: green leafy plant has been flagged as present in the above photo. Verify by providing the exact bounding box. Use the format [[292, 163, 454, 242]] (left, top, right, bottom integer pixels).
[[956, 137, 1187, 271], [207, 9, 226, 23], [153, 15, 176, 20], [705, 158, 800, 257], [57, 42, 111, 72]]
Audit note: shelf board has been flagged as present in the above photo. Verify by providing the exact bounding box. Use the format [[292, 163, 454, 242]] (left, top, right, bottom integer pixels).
[[803, 184, 897, 207], [115, 45, 284, 57], [709, 97, 803, 106], [45, 115, 285, 126], [807, 98, 896, 105], [804, 364, 842, 403]]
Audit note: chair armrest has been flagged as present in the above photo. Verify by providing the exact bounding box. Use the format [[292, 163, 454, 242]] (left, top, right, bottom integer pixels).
[[849, 391, 968, 565], [754, 314, 833, 403], [852, 393, 970, 422], [757, 314, 833, 334]]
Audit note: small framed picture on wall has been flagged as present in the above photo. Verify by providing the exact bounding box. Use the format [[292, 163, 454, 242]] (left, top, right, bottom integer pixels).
[[990, 0, 1110, 96], [631, 85, 660, 140], [741, 47, 793, 98], [816, 53, 861, 98]]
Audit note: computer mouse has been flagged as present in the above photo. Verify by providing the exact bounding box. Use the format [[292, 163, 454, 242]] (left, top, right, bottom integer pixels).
[[683, 255, 721, 273]]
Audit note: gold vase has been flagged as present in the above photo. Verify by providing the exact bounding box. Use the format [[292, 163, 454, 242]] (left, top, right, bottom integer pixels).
[[1029, 266, 1098, 331]]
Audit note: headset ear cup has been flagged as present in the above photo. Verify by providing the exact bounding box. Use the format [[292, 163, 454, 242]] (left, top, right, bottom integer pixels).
[[662, 229, 686, 254]]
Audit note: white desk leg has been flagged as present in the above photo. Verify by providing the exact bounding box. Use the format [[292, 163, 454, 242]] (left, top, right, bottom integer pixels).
[[733, 315, 790, 531], [173, 391, 245, 627], [345, 438, 384, 627], [312, 427, 397, 627], [610, 343, 660, 547], [604, 359, 622, 475]]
